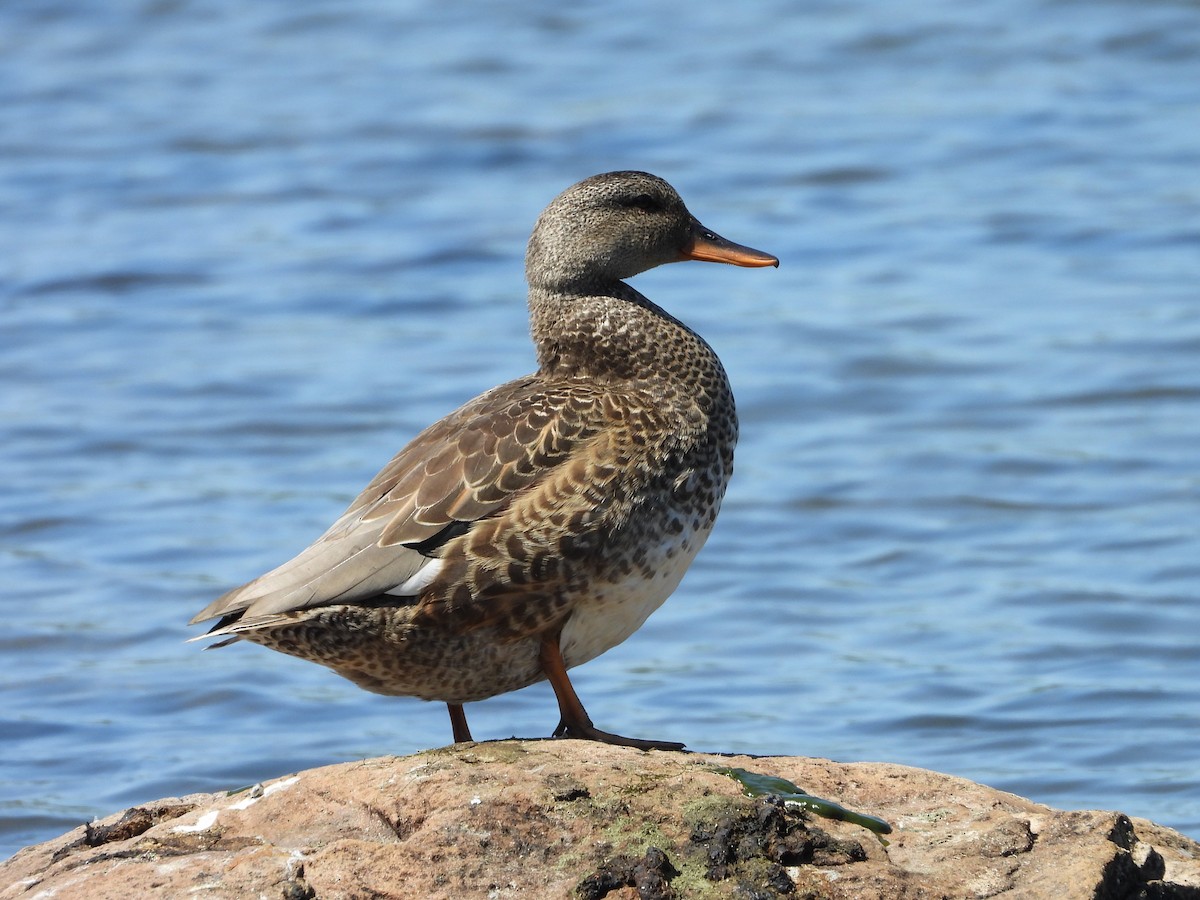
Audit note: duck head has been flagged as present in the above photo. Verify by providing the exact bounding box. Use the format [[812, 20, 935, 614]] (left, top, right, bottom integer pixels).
[[525, 171, 778, 291]]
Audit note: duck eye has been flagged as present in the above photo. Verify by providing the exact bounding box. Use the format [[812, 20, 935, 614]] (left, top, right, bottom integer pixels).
[[620, 193, 662, 213]]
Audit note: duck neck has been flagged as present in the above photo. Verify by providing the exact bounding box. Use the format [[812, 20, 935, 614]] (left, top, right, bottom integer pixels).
[[527, 282, 723, 387]]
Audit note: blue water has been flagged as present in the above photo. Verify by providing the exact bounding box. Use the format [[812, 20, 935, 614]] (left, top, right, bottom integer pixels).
[[3, 0, 1198, 860]]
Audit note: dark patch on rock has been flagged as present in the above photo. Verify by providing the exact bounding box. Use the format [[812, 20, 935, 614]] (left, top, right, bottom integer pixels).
[[50, 802, 198, 863], [728, 857, 799, 898], [1094, 816, 1200, 900], [1140, 846, 1167, 882], [281, 882, 316, 900], [548, 773, 592, 802], [1141, 885, 1200, 900], [1107, 813, 1137, 851], [691, 798, 866, 889], [577, 845, 679, 899], [92, 831, 261, 863], [86, 803, 196, 847], [281, 862, 318, 900], [979, 817, 1036, 858], [86, 807, 157, 847]]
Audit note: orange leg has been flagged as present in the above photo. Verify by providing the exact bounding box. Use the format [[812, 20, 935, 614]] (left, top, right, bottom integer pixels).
[[538, 634, 685, 751], [447, 702, 473, 743]]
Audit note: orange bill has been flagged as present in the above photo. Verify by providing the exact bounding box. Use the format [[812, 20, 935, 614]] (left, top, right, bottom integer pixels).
[[680, 217, 779, 268]]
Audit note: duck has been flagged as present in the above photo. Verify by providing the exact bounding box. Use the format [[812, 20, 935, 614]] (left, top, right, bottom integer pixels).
[[190, 171, 778, 750]]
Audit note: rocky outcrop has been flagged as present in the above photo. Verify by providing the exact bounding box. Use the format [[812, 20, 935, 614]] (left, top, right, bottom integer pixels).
[[2, 741, 1198, 899]]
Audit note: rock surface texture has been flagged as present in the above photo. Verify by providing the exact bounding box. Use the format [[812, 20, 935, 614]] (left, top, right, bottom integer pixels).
[[2, 741, 1197, 899]]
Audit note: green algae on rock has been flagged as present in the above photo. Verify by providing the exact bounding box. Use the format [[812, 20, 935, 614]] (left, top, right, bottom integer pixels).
[[715, 766, 893, 840]]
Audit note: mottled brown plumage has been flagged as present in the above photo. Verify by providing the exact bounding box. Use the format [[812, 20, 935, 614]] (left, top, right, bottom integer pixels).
[[190, 171, 777, 749]]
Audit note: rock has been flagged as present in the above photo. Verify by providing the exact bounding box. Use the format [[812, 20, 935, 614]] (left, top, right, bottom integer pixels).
[[2, 741, 1198, 899]]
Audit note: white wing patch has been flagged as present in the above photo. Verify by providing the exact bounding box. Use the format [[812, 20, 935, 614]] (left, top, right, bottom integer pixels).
[[384, 557, 444, 598]]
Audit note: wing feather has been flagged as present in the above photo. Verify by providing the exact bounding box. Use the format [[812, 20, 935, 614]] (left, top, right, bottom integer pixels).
[[191, 375, 603, 629]]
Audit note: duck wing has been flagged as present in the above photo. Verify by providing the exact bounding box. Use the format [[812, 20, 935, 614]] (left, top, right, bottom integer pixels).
[[189, 375, 603, 631]]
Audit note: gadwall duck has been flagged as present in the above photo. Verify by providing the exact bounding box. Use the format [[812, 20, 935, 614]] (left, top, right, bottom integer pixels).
[[190, 171, 777, 750]]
